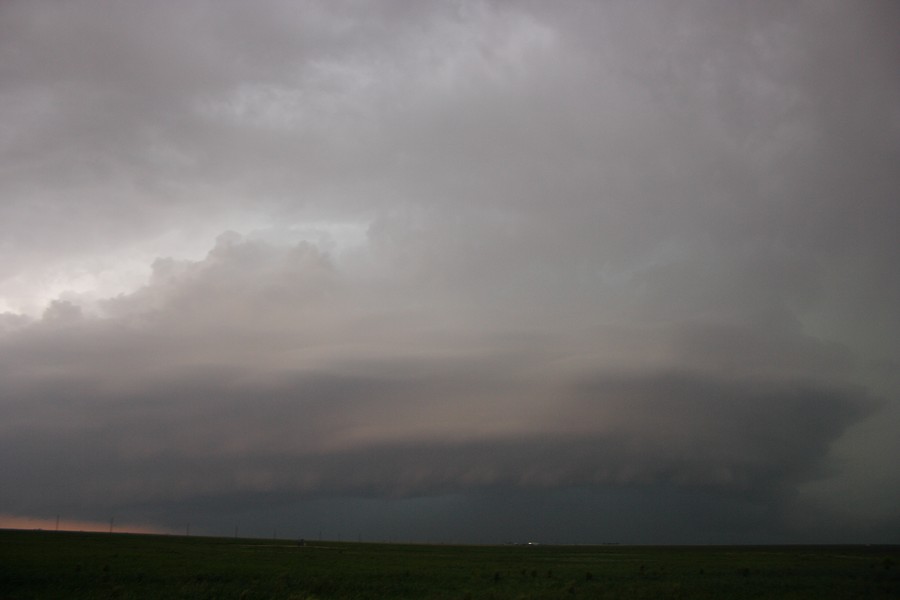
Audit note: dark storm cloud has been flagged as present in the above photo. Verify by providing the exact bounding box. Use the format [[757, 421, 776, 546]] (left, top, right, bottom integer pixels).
[[1, 1, 898, 541], [0, 234, 876, 536], [0, 320, 873, 507]]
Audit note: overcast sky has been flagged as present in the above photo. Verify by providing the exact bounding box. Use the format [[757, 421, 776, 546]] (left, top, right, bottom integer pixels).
[[1, 0, 898, 544]]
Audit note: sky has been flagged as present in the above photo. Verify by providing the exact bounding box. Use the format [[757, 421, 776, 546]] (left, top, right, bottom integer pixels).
[[1, 0, 898, 544]]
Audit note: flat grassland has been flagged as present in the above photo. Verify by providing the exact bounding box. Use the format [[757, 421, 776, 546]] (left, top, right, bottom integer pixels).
[[1, 529, 897, 599]]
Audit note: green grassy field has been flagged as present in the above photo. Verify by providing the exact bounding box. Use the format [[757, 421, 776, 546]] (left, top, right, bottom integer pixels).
[[0, 529, 897, 599]]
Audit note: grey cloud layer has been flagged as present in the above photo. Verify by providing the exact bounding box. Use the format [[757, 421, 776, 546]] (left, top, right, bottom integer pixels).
[[0, 234, 877, 533], [1, 1, 898, 541]]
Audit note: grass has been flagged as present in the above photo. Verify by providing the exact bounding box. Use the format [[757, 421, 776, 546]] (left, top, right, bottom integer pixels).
[[1, 529, 898, 599]]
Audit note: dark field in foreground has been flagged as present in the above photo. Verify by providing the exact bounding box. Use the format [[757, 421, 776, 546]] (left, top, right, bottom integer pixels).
[[1, 529, 897, 599]]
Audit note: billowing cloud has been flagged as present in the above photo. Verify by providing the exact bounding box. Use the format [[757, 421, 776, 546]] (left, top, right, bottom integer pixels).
[[1, 0, 898, 542]]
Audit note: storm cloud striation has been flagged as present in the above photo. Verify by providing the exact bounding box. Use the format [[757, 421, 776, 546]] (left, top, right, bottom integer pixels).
[[1, 1, 898, 542]]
